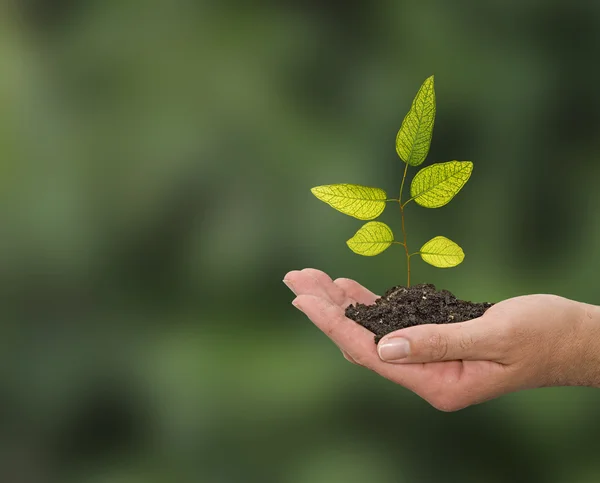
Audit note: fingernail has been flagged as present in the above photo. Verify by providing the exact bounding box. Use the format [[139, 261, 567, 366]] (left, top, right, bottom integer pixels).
[[283, 279, 297, 295], [378, 338, 411, 361], [291, 298, 302, 311], [342, 351, 359, 366]]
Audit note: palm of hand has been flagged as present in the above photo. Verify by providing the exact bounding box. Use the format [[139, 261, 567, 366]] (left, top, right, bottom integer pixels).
[[285, 269, 585, 411]]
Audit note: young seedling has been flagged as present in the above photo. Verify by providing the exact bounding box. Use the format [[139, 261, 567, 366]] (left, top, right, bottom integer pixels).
[[311, 76, 473, 287]]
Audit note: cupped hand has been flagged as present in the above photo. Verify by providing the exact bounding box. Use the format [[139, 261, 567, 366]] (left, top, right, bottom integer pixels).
[[284, 268, 600, 411]]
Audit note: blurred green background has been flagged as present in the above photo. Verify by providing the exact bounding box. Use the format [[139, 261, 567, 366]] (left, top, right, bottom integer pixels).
[[2, 0, 600, 482]]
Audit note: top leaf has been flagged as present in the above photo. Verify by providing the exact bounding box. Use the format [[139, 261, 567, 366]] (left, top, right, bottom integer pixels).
[[396, 76, 436, 166], [410, 161, 473, 208], [311, 184, 387, 220]]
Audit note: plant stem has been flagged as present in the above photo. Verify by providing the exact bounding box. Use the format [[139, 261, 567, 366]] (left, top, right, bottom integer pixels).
[[399, 162, 409, 201], [399, 203, 410, 287], [399, 162, 411, 287]]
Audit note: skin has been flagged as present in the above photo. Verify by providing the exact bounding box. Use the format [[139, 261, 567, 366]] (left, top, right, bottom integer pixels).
[[283, 268, 600, 411]]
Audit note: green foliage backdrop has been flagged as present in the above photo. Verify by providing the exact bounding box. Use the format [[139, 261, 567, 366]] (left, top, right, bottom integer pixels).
[[2, 1, 600, 482]]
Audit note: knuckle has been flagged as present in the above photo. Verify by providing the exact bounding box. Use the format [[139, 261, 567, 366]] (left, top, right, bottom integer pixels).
[[458, 332, 474, 352], [427, 332, 450, 361], [495, 332, 514, 359], [507, 323, 529, 342]]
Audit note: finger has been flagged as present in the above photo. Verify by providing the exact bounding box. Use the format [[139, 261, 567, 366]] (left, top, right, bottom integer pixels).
[[283, 269, 336, 303], [300, 268, 349, 306], [289, 293, 361, 365], [377, 318, 506, 363], [283, 270, 302, 295], [292, 294, 424, 388], [333, 278, 378, 305], [293, 294, 375, 352]]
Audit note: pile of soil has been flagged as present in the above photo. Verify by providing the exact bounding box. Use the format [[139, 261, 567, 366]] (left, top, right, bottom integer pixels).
[[345, 284, 494, 343]]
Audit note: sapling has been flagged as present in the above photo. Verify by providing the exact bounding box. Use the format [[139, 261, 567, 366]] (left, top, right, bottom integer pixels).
[[311, 76, 473, 287]]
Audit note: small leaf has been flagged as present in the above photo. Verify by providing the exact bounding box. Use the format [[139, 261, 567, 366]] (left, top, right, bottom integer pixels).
[[420, 236, 464, 268], [346, 222, 394, 256], [311, 184, 387, 220], [410, 161, 473, 208], [396, 76, 436, 166]]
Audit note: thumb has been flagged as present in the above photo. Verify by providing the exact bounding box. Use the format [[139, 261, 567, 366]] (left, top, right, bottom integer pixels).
[[377, 318, 502, 363]]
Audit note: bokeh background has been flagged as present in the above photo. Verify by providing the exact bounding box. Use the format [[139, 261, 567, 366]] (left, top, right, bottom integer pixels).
[[2, 0, 600, 482]]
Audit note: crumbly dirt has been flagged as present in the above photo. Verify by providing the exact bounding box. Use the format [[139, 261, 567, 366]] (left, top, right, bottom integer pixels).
[[345, 284, 493, 343]]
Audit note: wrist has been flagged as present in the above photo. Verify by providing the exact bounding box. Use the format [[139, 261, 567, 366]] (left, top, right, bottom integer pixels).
[[571, 301, 600, 388]]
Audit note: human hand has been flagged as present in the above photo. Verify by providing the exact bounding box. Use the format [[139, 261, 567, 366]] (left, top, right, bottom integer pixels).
[[284, 268, 600, 411]]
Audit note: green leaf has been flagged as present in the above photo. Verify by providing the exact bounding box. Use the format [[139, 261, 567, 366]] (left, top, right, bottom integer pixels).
[[396, 75, 436, 166], [346, 222, 394, 256], [420, 236, 464, 268], [311, 184, 387, 220], [410, 161, 473, 208]]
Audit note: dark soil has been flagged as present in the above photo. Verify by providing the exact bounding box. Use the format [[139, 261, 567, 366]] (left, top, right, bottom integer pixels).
[[345, 284, 494, 343]]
